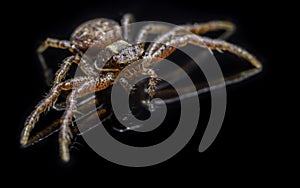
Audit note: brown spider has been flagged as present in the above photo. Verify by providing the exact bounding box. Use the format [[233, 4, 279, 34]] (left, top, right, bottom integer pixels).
[[21, 13, 262, 162]]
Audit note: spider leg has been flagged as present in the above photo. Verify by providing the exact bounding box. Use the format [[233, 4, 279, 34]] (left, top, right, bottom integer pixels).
[[147, 34, 262, 88], [53, 94, 96, 111], [25, 100, 110, 147], [143, 69, 159, 99], [56, 54, 100, 85], [121, 13, 135, 41], [59, 73, 114, 161], [37, 38, 99, 84], [187, 21, 235, 39], [20, 76, 91, 146], [117, 65, 160, 112], [147, 21, 235, 55], [26, 94, 111, 147], [37, 38, 81, 85], [52, 55, 80, 85], [95, 68, 120, 72], [135, 24, 171, 47]]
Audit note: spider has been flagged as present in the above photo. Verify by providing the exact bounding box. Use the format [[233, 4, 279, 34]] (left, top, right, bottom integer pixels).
[[21, 13, 262, 162]]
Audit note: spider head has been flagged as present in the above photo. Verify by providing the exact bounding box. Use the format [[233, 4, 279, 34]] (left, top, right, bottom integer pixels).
[[112, 44, 144, 68], [70, 18, 121, 51]]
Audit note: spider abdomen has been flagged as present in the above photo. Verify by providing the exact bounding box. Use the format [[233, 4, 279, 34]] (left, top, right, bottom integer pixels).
[[70, 18, 122, 51]]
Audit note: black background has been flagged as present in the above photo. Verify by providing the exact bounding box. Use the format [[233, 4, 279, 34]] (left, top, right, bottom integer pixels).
[[6, 0, 288, 184]]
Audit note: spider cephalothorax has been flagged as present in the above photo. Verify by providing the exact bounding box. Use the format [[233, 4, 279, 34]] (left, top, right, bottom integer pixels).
[[21, 14, 262, 162], [94, 40, 144, 70]]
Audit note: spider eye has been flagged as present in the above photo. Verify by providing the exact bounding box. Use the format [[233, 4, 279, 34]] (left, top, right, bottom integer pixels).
[[118, 62, 127, 67]]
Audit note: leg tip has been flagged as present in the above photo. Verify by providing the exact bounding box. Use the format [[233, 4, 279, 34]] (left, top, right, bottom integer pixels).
[[60, 142, 71, 162], [20, 137, 28, 147], [61, 153, 70, 163]]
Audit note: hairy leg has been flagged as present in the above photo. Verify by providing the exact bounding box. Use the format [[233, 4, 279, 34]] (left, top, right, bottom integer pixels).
[[121, 13, 135, 41], [37, 38, 99, 84], [147, 34, 262, 87], [135, 23, 171, 47], [53, 55, 79, 85], [53, 95, 96, 111], [58, 73, 115, 161], [37, 38, 81, 84], [117, 61, 159, 96], [26, 100, 111, 147], [147, 21, 235, 55], [143, 69, 159, 99], [20, 76, 91, 146]]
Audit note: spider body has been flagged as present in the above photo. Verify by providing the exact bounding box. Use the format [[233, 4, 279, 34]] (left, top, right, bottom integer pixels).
[[21, 14, 262, 162], [66, 17, 145, 79]]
